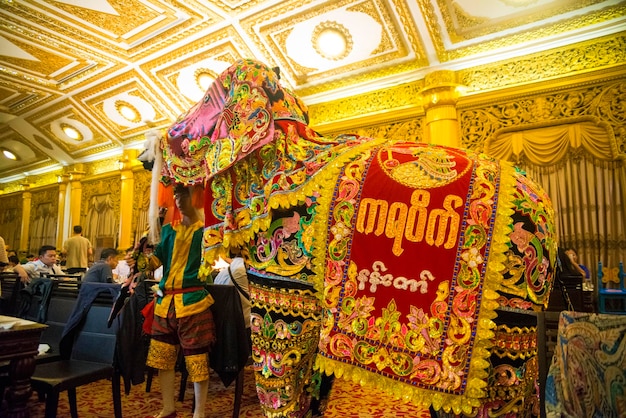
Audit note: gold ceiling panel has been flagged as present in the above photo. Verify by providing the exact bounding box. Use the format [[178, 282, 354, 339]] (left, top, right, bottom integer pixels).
[[0, 36, 74, 78], [0, 130, 54, 179], [243, 0, 428, 90], [0, 78, 58, 114], [0, 0, 624, 186], [140, 27, 255, 113], [47, 0, 161, 37], [421, 0, 625, 62], [443, 0, 606, 42], [0, 85, 14, 103], [0, 0, 222, 59], [28, 100, 117, 155], [75, 72, 174, 140]]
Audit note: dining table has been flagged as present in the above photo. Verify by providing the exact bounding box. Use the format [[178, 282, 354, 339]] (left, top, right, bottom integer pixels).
[[0, 315, 47, 418]]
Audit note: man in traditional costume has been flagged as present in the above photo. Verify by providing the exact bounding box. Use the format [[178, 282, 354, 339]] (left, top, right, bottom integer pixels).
[[145, 183, 215, 418]]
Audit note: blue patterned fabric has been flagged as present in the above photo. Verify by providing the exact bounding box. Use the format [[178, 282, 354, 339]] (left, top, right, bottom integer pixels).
[[545, 311, 626, 418]]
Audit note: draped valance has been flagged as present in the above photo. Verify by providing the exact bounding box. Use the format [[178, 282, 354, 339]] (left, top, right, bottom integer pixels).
[[485, 118, 622, 165]]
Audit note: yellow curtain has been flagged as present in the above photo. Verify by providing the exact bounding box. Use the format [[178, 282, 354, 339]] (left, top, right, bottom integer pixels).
[[30, 202, 57, 254], [486, 120, 620, 165], [486, 120, 626, 281]]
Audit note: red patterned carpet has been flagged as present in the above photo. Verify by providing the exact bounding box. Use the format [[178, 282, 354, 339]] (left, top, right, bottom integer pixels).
[[26, 366, 431, 417]]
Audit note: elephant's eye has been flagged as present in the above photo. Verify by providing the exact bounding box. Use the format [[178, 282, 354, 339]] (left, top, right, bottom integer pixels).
[[203, 94, 211, 104]]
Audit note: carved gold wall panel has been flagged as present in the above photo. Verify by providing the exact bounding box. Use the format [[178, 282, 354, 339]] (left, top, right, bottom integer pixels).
[[459, 77, 626, 155], [309, 79, 424, 127], [132, 169, 153, 245], [29, 185, 60, 254], [458, 35, 626, 93], [81, 176, 122, 251], [0, 193, 23, 251]]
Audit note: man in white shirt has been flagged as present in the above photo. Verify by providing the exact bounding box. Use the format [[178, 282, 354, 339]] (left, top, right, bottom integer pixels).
[[14, 245, 64, 283], [213, 253, 251, 329], [112, 247, 136, 284]]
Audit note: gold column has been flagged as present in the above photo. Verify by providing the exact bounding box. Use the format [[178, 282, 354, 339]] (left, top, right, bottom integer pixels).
[[420, 70, 463, 148], [20, 183, 32, 253], [118, 149, 139, 250], [68, 164, 85, 229], [56, 174, 70, 250]]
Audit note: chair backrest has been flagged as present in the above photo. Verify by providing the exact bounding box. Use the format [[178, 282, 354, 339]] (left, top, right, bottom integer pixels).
[[597, 261, 626, 314], [19, 277, 54, 322], [40, 281, 81, 352], [547, 248, 584, 312], [70, 290, 117, 364], [0, 271, 22, 315], [42, 273, 83, 282], [597, 261, 625, 290]]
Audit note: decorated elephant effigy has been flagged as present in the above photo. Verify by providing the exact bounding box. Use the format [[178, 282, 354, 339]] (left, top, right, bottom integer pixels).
[[156, 59, 557, 417]]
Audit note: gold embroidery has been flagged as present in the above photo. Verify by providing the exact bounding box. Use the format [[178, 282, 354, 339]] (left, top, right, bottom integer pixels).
[[356, 260, 435, 293], [146, 339, 178, 370], [185, 353, 209, 382], [356, 189, 463, 256]]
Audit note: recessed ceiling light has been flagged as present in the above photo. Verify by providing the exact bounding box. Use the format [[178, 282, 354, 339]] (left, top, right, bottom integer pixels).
[[312, 22, 352, 61], [2, 149, 17, 160], [62, 124, 82, 140], [116, 101, 140, 123], [195, 69, 216, 92]]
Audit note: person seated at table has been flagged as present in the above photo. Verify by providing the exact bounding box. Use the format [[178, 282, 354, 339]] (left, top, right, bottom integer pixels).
[[83, 248, 119, 283], [4, 255, 20, 272], [565, 248, 589, 278], [113, 247, 136, 284], [13, 245, 64, 284], [21, 254, 35, 264]]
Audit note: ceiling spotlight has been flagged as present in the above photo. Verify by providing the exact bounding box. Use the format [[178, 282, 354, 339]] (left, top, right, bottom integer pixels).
[[62, 124, 82, 141], [195, 69, 216, 92], [116, 101, 140, 123], [312, 22, 352, 61], [2, 148, 18, 160]]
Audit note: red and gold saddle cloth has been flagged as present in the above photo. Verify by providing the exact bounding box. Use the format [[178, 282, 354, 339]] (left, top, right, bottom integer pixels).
[[316, 142, 516, 414]]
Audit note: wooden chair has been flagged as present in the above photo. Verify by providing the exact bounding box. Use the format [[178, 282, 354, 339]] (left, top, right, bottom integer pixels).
[[0, 272, 22, 315], [30, 285, 122, 418], [597, 261, 626, 314]]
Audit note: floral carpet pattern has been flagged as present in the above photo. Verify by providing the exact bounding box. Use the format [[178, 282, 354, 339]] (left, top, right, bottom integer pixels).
[[26, 366, 430, 417]]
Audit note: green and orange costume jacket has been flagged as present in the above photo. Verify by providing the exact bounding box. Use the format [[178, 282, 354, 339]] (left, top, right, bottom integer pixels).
[[151, 220, 213, 319]]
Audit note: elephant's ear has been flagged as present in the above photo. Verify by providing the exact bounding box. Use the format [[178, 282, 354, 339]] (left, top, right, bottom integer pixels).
[[204, 59, 309, 178]]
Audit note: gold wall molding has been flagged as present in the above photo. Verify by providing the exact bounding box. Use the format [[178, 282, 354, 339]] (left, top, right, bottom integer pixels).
[[458, 34, 626, 93], [459, 77, 626, 155], [309, 35, 625, 133], [327, 118, 423, 144], [309, 79, 424, 129]]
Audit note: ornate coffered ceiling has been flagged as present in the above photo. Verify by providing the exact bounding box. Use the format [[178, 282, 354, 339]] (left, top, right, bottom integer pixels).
[[0, 0, 624, 184]]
